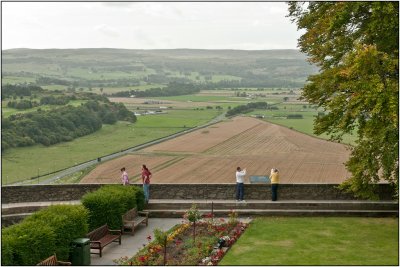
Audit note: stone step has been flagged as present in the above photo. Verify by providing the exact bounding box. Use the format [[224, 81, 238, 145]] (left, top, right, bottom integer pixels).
[[145, 209, 399, 218], [146, 199, 398, 211], [2, 199, 397, 227]]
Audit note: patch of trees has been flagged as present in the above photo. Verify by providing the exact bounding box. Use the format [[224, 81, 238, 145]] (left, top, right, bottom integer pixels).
[[226, 102, 268, 117], [1, 100, 136, 151], [2, 84, 43, 98], [288, 2, 398, 198], [40, 95, 75, 105], [7, 100, 40, 110], [36, 76, 71, 86], [287, 114, 303, 119]]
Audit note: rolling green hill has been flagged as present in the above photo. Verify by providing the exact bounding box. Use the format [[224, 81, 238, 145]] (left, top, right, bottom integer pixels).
[[2, 48, 318, 90]]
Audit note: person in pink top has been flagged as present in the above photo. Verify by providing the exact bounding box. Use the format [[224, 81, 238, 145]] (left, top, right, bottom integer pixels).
[[121, 167, 129, 185], [141, 164, 152, 203]]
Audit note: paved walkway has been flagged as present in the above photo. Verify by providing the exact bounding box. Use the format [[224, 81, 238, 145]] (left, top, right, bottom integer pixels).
[[90, 218, 183, 265], [89, 217, 252, 266]]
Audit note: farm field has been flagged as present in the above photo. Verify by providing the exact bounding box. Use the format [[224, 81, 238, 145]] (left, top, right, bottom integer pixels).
[[81, 116, 352, 184], [247, 104, 357, 145], [2, 108, 221, 184]]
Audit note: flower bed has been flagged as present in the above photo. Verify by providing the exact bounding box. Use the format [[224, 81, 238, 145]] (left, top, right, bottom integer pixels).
[[115, 209, 248, 266]]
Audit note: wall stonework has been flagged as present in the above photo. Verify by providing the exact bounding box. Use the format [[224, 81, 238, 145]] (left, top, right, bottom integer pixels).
[[2, 183, 394, 204]]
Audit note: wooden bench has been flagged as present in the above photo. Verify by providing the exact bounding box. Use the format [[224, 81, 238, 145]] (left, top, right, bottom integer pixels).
[[37, 253, 71, 266], [86, 224, 121, 257], [122, 207, 149, 235]]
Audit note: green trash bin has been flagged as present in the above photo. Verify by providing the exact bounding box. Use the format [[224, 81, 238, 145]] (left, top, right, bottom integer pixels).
[[70, 238, 91, 266]]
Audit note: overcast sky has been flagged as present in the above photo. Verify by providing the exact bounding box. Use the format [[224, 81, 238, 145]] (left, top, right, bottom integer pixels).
[[2, 2, 302, 50]]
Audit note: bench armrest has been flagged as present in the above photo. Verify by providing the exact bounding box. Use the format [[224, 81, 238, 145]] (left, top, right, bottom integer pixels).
[[57, 260, 72, 266], [108, 229, 122, 235], [138, 211, 149, 217]]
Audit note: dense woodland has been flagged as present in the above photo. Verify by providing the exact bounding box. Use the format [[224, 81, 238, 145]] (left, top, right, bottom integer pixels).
[[225, 102, 269, 117], [109, 81, 202, 97], [1, 85, 136, 151]]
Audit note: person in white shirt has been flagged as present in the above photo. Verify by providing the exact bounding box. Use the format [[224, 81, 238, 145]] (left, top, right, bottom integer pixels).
[[235, 167, 246, 202]]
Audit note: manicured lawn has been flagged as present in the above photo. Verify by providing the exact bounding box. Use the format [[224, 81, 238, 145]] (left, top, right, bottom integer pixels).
[[220, 217, 399, 266]]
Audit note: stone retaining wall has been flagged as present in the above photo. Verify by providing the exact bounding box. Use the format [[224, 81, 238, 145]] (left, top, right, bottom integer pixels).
[[2, 183, 394, 203]]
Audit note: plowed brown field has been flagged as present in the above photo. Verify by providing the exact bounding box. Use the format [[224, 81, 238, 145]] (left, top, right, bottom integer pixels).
[[80, 116, 351, 184]]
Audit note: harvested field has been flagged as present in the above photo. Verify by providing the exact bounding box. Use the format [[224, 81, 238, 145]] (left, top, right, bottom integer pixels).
[[143, 116, 260, 153], [80, 154, 176, 184], [81, 116, 352, 184]]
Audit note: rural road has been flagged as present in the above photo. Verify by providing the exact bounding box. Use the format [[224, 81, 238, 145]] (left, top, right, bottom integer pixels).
[[23, 112, 227, 185]]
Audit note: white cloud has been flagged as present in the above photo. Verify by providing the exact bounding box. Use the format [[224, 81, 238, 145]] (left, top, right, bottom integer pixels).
[[94, 24, 120, 38], [2, 2, 301, 50]]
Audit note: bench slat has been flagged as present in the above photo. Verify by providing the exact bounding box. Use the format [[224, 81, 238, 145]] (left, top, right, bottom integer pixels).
[[37, 253, 71, 266], [86, 224, 121, 257], [122, 207, 149, 235]]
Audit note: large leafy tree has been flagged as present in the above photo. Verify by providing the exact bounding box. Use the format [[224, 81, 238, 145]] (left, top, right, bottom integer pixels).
[[288, 2, 398, 199]]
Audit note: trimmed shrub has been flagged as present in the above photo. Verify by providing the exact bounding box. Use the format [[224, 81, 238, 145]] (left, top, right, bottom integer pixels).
[[24, 204, 89, 261], [134, 186, 146, 211], [1, 233, 15, 266], [2, 221, 56, 265], [82, 185, 144, 231], [287, 114, 303, 119]]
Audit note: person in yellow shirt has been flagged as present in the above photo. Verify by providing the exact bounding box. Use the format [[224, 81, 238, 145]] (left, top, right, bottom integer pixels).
[[270, 168, 279, 201]]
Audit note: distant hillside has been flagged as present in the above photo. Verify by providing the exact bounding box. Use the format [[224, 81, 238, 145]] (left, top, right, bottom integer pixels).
[[2, 48, 318, 89]]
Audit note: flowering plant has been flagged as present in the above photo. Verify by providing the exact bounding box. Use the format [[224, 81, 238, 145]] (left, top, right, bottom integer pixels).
[[220, 235, 230, 242], [183, 203, 202, 223], [126, 217, 249, 266], [228, 209, 238, 225]]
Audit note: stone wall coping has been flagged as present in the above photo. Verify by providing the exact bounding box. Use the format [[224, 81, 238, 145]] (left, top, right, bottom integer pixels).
[[1, 183, 394, 203]]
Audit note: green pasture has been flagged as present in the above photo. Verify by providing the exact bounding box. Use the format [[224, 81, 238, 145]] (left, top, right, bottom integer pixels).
[[1, 108, 222, 185], [164, 70, 202, 81], [3, 63, 60, 75], [65, 67, 152, 80], [41, 85, 69, 91], [221, 217, 399, 266], [211, 74, 242, 82], [160, 71, 242, 83], [2, 76, 37, 85], [266, 117, 357, 145]]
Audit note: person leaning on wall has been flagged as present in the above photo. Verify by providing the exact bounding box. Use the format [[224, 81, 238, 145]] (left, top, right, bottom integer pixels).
[[235, 167, 247, 202], [141, 164, 152, 204], [121, 167, 129, 185], [270, 168, 279, 201]]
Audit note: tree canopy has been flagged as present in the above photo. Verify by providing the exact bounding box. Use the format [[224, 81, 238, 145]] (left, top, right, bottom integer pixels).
[[288, 2, 398, 199]]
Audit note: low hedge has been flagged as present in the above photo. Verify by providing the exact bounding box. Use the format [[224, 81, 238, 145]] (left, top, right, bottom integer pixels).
[[82, 185, 144, 231], [2, 221, 56, 265], [2, 204, 89, 265], [287, 114, 303, 119], [24, 204, 89, 261]]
